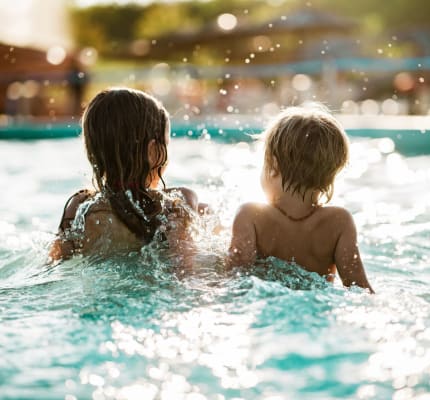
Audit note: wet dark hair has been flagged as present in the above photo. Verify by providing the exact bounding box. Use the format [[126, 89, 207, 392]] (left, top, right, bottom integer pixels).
[[82, 87, 169, 242]]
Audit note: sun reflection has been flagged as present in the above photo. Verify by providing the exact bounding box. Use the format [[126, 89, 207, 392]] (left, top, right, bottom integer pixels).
[[95, 306, 258, 396], [386, 153, 411, 184], [116, 383, 158, 400], [334, 291, 430, 398]]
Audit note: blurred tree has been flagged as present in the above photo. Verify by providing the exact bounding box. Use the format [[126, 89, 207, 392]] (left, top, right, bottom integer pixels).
[[310, 0, 430, 32], [71, 4, 145, 55], [136, 3, 198, 38], [71, 1, 271, 51], [70, 0, 429, 59]]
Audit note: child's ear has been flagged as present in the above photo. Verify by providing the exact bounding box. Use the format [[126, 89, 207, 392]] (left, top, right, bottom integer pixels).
[[270, 158, 280, 177], [269, 169, 278, 177]]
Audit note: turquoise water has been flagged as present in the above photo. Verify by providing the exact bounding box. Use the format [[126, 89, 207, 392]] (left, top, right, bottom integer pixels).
[[0, 136, 430, 399]]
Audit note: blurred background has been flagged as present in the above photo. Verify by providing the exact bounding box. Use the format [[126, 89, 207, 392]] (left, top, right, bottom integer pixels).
[[1, 0, 430, 129]]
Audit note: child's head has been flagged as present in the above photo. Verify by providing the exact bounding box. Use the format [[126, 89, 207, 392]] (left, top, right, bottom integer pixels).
[[263, 104, 349, 202], [82, 87, 169, 193]]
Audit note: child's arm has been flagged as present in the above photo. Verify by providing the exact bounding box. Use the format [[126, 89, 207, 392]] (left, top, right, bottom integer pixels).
[[48, 190, 91, 262], [334, 210, 374, 293], [168, 187, 210, 215], [227, 203, 258, 268]]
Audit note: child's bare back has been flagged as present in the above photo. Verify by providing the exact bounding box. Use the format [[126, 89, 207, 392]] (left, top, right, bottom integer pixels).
[[230, 203, 371, 288], [50, 188, 197, 259], [228, 105, 374, 293], [49, 88, 199, 262]]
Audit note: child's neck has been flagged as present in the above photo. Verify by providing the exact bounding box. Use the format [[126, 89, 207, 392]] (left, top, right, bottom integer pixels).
[[272, 189, 319, 220]]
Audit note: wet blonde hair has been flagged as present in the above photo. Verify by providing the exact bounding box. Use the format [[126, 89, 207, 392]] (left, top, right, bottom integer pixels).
[[264, 104, 349, 202]]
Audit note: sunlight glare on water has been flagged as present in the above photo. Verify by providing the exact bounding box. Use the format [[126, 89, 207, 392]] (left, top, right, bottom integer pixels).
[[0, 132, 429, 399]]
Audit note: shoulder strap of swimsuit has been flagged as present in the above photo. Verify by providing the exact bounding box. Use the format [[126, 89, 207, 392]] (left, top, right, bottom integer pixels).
[[58, 189, 93, 232]]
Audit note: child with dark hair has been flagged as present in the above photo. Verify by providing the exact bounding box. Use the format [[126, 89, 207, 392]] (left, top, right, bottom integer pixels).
[[50, 87, 201, 261], [228, 105, 374, 292]]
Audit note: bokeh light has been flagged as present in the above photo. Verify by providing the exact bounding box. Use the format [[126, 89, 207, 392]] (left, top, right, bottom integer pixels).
[[292, 74, 312, 92], [217, 13, 237, 31], [46, 45, 66, 65], [341, 100, 360, 114], [22, 80, 40, 99], [6, 82, 23, 100], [394, 72, 415, 92], [78, 47, 98, 66], [381, 98, 400, 115], [361, 99, 379, 115]]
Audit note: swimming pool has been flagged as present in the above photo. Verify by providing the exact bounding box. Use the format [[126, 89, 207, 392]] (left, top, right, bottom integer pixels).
[[0, 134, 429, 399], [1, 114, 430, 156]]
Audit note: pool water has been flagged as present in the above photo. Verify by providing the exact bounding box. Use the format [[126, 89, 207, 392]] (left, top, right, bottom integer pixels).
[[0, 136, 430, 400]]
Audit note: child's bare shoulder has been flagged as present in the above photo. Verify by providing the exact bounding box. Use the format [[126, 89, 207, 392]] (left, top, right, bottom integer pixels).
[[234, 202, 273, 222], [166, 187, 198, 211], [318, 205, 356, 230], [320, 205, 353, 219]]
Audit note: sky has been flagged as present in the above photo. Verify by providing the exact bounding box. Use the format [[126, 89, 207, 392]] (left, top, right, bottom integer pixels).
[[0, 0, 192, 49], [0, 0, 72, 49]]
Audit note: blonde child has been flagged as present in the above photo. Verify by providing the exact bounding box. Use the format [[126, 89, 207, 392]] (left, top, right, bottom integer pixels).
[[228, 105, 374, 292], [50, 87, 202, 261]]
